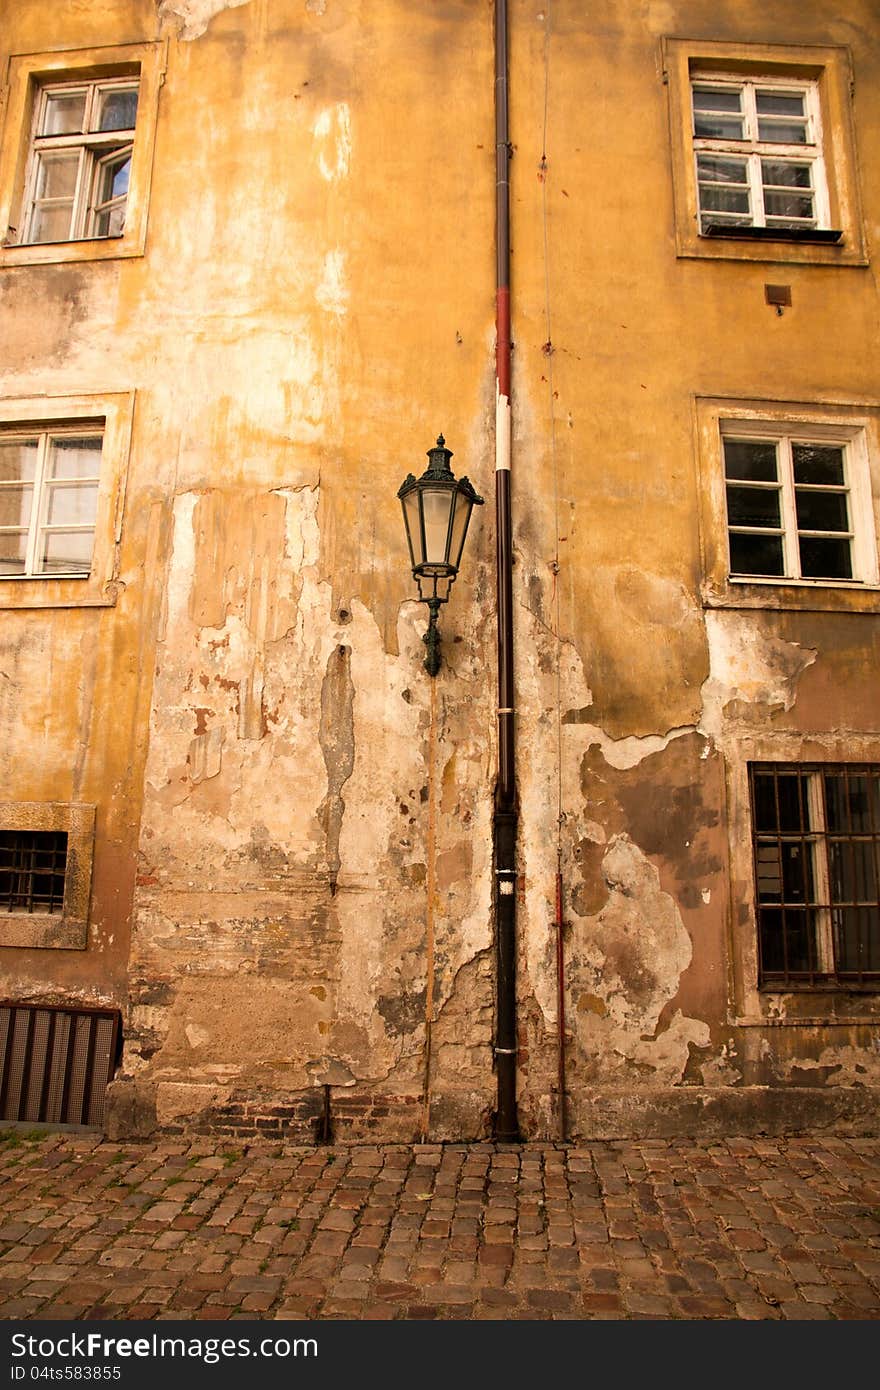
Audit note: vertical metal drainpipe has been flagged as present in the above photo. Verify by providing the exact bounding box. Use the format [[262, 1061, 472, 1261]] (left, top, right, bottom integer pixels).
[[493, 0, 519, 1142]]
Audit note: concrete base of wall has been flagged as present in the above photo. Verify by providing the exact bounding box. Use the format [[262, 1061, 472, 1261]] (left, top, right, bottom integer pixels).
[[104, 1077, 880, 1142], [567, 1086, 880, 1141]]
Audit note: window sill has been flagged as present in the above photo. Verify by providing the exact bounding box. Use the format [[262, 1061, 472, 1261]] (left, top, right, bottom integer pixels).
[[0, 578, 120, 610], [759, 979, 880, 994], [0, 914, 87, 950], [702, 224, 843, 244], [701, 577, 880, 613], [0, 236, 139, 269]]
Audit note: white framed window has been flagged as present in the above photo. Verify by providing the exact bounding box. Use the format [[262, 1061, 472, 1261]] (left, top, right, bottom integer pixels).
[[721, 423, 876, 586], [0, 427, 103, 578], [692, 75, 835, 239], [695, 399, 880, 611], [0, 43, 164, 268], [0, 392, 134, 609], [20, 78, 138, 245], [662, 40, 867, 266]]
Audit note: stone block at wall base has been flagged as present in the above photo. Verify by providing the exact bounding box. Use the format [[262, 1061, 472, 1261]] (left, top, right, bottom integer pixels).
[[567, 1085, 880, 1141]]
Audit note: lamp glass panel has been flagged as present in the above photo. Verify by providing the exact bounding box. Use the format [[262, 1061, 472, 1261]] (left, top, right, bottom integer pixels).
[[401, 490, 421, 568], [448, 490, 472, 571], [421, 487, 454, 566]]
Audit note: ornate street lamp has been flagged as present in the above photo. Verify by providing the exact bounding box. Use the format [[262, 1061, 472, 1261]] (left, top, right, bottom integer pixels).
[[398, 435, 484, 676]]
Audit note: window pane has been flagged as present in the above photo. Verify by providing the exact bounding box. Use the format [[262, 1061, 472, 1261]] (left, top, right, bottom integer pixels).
[[798, 536, 852, 580], [698, 185, 750, 215], [756, 92, 806, 117], [34, 152, 80, 201], [776, 773, 806, 833], [763, 191, 814, 221], [0, 486, 34, 530], [795, 489, 849, 533], [757, 119, 808, 144], [40, 91, 86, 136], [833, 908, 880, 973], [726, 484, 780, 528], [755, 842, 782, 899], [45, 483, 99, 527], [29, 202, 75, 244], [792, 445, 845, 486], [95, 88, 139, 133], [697, 156, 748, 184], [0, 532, 29, 574], [94, 204, 126, 237], [728, 531, 784, 576], [825, 773, 880, 834], [753, 774, 779, 832], [723, 439, 778, 482], [780, 841, 813, 903], [761, 907, 814, 974], [694, 87, 743, 112], [761, 161, 812, 189], [37, 530, 94, 575], [0, 439, 38, 483], [98, 154, 131, 204], [692, 88, 744, 140], [786, 910, 819, 973], [48, 436, 102, 479]]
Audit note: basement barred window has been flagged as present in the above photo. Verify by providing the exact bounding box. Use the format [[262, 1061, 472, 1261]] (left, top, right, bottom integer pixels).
[[750, 764, 880, 989], [0, 830, 68, 914], [0, 1004, 120, 1128]]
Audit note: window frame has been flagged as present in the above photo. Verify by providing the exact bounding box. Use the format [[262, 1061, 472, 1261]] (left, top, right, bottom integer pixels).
[[0, 41, 165, 268], [0, 802, 95, 951], [0, 391, 135, 610], [19, 76, 139, 246], [691, 73, 833, 237], [0, 424, 105, 580], [695, 397, 880, 613], [749, 763, 880, 992], [720, 422, 875, 587], [662, 38, 867, 265]]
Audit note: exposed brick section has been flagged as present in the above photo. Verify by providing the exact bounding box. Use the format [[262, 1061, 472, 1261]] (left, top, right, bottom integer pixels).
[[0, 1133, 877, 1319]]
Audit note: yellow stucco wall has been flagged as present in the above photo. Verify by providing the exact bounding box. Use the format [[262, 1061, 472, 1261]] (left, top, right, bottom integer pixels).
[[1, 0, 878, 1140]]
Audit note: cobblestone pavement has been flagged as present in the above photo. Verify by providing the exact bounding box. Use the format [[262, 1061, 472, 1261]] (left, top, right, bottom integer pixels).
[[0, 1130, 879, 1321]]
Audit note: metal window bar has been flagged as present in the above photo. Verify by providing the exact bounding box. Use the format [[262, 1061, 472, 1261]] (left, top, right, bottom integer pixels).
[[751, 764, 880, 989], [0, 830, 68, 913], [0, 1004, 120, 1127]]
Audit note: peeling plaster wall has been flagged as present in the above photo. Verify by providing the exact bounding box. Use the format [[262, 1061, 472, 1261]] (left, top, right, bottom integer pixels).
[[3, 0, 879, 1141]]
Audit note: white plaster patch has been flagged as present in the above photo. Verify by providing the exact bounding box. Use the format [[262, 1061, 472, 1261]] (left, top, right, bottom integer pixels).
[[162, 494, 198, 639], [575, 836, 709, 1086], [185, 1023, 211, 1049], [315, 250, 349, 316], [313, 105, 352, 181], [158, 0, 252, 42], [700, 611, 818, 742]]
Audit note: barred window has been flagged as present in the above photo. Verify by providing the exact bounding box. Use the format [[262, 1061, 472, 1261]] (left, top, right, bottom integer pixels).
[[750, 764, 880, 989], [0, 830, 68, 914]]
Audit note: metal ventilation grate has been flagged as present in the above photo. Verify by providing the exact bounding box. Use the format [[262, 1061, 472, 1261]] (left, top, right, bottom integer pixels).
[[0, 1003, 120, 1128]]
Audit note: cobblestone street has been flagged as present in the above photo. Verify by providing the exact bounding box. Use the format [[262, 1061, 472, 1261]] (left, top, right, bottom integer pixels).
[[0, 1130, 879, 1322]]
